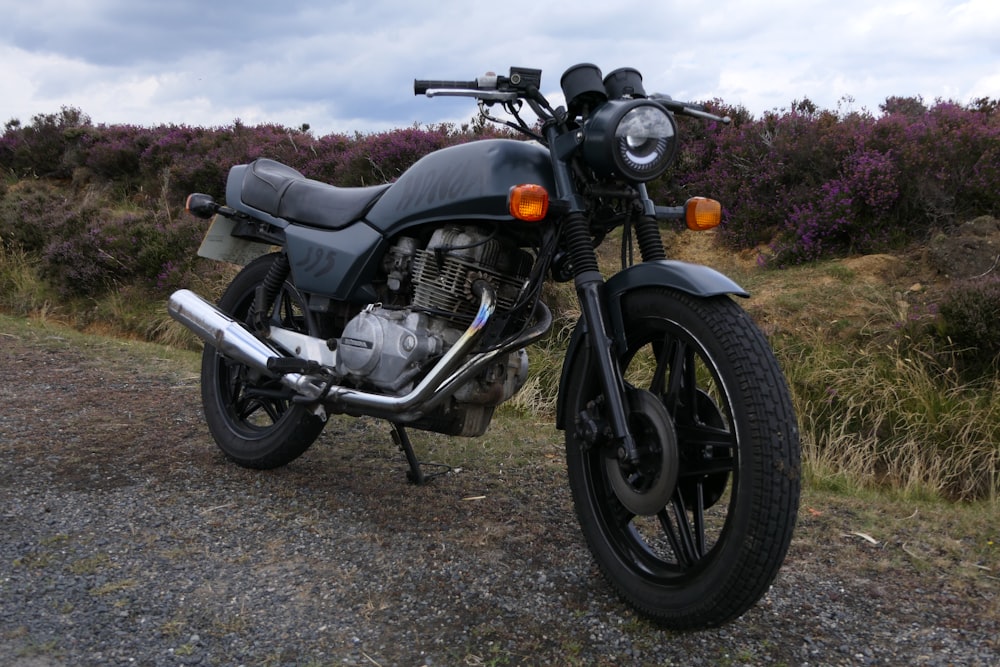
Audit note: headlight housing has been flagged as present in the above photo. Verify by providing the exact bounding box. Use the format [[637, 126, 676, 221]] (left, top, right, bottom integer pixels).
[[582, 99, 678, 182]]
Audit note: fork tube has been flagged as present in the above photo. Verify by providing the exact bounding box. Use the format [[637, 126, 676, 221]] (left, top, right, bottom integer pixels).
[[575, 269, 639, 464], [543, 125, 639, 463]]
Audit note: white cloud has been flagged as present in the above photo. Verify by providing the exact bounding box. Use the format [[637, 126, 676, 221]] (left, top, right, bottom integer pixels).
[[0, 0, 997, 134]]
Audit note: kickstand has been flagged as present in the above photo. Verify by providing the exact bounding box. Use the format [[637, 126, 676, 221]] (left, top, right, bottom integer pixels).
[[389, 421, 452, 484], [390, 421, 426, 485]]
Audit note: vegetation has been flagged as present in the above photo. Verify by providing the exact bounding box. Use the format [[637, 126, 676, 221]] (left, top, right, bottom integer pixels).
[[1, 96, 999, 502]]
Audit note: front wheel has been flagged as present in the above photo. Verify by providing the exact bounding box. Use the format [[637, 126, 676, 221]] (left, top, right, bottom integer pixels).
[[563, 287, 800, 629], [201, 253, 326, 469]]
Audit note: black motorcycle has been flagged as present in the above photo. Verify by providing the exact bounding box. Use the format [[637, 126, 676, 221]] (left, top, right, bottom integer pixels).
[[169, 63, 800, 629]]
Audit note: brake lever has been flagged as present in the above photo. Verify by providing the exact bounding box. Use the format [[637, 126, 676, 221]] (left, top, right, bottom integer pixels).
[[425, 90, 521, 102]]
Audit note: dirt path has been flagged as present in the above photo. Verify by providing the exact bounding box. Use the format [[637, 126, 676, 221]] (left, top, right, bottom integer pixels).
[[1, 318, 998, 666]]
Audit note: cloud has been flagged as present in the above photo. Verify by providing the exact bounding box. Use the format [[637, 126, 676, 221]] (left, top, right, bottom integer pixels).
[[1, 0, 997, 135]]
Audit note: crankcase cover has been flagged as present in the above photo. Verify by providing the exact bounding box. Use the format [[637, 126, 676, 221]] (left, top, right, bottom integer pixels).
[[336, 309, 440, 393], [338, 310, 383, 375]]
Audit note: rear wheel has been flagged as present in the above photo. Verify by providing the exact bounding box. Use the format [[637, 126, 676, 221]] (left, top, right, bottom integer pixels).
[[564, 287, 800, 629], [201, 253, 325, 469]]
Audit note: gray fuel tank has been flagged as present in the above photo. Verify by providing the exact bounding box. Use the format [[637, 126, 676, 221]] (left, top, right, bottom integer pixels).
[[365, 139, 556, 236]]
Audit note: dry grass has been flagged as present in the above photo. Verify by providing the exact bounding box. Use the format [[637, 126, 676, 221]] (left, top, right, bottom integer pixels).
[[786, 337, 1000, 502], [3, 226, 999, 502], [0, 242, 56, 318]]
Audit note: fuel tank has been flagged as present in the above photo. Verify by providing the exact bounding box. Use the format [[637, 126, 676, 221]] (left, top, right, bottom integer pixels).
[[365, 139, 557, 236]]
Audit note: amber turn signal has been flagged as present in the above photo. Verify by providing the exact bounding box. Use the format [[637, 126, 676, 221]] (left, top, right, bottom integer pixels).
[[508, 184, 549, 222], [685, 197, 722, 231]]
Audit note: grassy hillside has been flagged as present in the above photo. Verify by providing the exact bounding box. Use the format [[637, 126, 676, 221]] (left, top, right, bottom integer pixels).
[[2, 101, 999, 502], [2, 208, 998, 502]]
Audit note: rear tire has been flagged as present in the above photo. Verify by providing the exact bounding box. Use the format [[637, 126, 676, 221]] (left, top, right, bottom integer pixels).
[[563, 287, 800, 629], [201, 253, 325, 469]]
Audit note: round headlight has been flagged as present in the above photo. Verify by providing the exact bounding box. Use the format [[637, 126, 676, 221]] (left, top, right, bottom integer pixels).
[[582, 100, 678, 182]]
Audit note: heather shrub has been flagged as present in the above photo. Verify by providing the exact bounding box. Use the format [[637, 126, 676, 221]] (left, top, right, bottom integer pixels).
[[36, 203, 106, 296], [82, 124, 153, 185], [866, 99, 1000, 231], [334, 125, 464, 186], [937, 275, 1000, 376], [138, 124, 244, 202], [0, 180, 77, 253], [294, 133, 353, 184], [40, 205, 208, 298], [0, 107, 91, 179], [775, 180, 857, 263], [658, 96, 1000, 264]]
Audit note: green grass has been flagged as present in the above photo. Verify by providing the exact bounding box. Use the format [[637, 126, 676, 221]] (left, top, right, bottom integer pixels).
[[3, 227, 1000, 502], [777, 311, 1000, 503]]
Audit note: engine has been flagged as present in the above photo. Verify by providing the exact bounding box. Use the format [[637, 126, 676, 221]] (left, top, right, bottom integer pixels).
[[334, 225, 533, 435]]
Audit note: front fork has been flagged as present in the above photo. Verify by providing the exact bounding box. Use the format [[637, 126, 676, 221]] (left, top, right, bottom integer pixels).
[[544, 125, 666, 465], [574, 270, 639, 464]]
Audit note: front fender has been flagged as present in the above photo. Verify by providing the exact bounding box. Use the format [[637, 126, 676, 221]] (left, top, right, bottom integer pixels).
[[554, 260, 747, 430]]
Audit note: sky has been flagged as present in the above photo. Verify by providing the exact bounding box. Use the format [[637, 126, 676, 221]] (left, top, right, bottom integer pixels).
[[1, 0, 998, 137]]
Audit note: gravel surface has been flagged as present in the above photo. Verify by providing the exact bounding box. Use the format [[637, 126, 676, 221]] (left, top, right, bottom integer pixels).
[[1, 323, 998, 666]]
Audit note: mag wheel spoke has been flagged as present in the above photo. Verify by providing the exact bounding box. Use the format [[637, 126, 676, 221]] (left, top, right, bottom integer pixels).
[[680, 457, 736, 478], [691, 480, 708, 556], [246, 398, 281, 424], [650, 336, 698, 415], [656, 491, 706, 568], [677, 422, 734, 451]]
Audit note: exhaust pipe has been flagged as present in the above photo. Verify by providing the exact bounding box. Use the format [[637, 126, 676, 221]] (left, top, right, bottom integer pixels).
[[167, 284, 501, 413], [169, 289, 276, 373], [168, 290, 324, 400]]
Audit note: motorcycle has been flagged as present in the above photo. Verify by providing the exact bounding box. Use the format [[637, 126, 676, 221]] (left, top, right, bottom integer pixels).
[[168, 63, 800, 629]]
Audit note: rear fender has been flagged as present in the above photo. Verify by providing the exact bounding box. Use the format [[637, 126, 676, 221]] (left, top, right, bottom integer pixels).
[[554, 260, 747, 430]]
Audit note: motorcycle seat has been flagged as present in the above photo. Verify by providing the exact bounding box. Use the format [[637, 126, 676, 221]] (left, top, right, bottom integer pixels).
[[240, 158, 391, 230]]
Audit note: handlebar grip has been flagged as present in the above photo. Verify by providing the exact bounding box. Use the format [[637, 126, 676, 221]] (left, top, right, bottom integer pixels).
[[414, 79, 480, 95]]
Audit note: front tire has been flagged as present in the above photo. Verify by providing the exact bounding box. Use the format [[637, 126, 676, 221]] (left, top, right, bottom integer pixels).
[[564, 287, 800, 629], [201, 253, 326, 469]]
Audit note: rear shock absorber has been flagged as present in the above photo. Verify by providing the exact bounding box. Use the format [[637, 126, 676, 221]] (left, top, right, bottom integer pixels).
[[253, 253, 291, 334]]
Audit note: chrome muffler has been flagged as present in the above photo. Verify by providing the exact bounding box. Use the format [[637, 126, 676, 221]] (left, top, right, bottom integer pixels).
[[167, 285, 516, 416], [167, 289, 325, 400], [168, 289, 275, 372]]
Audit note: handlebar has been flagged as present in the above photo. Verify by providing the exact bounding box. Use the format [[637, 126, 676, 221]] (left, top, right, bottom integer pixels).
[[415, 69, 730, 124], [414, 79, 480, 95]]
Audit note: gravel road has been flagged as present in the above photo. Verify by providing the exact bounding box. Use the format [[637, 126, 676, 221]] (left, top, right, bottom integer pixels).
[[1, 323, 998, 666]]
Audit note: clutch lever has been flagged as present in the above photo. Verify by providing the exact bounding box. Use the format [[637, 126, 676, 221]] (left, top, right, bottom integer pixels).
[[651, 93, 731, 124]]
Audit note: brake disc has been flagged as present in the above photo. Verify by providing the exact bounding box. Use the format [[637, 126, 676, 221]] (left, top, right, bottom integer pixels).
[[605, 389, 679, 516]]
